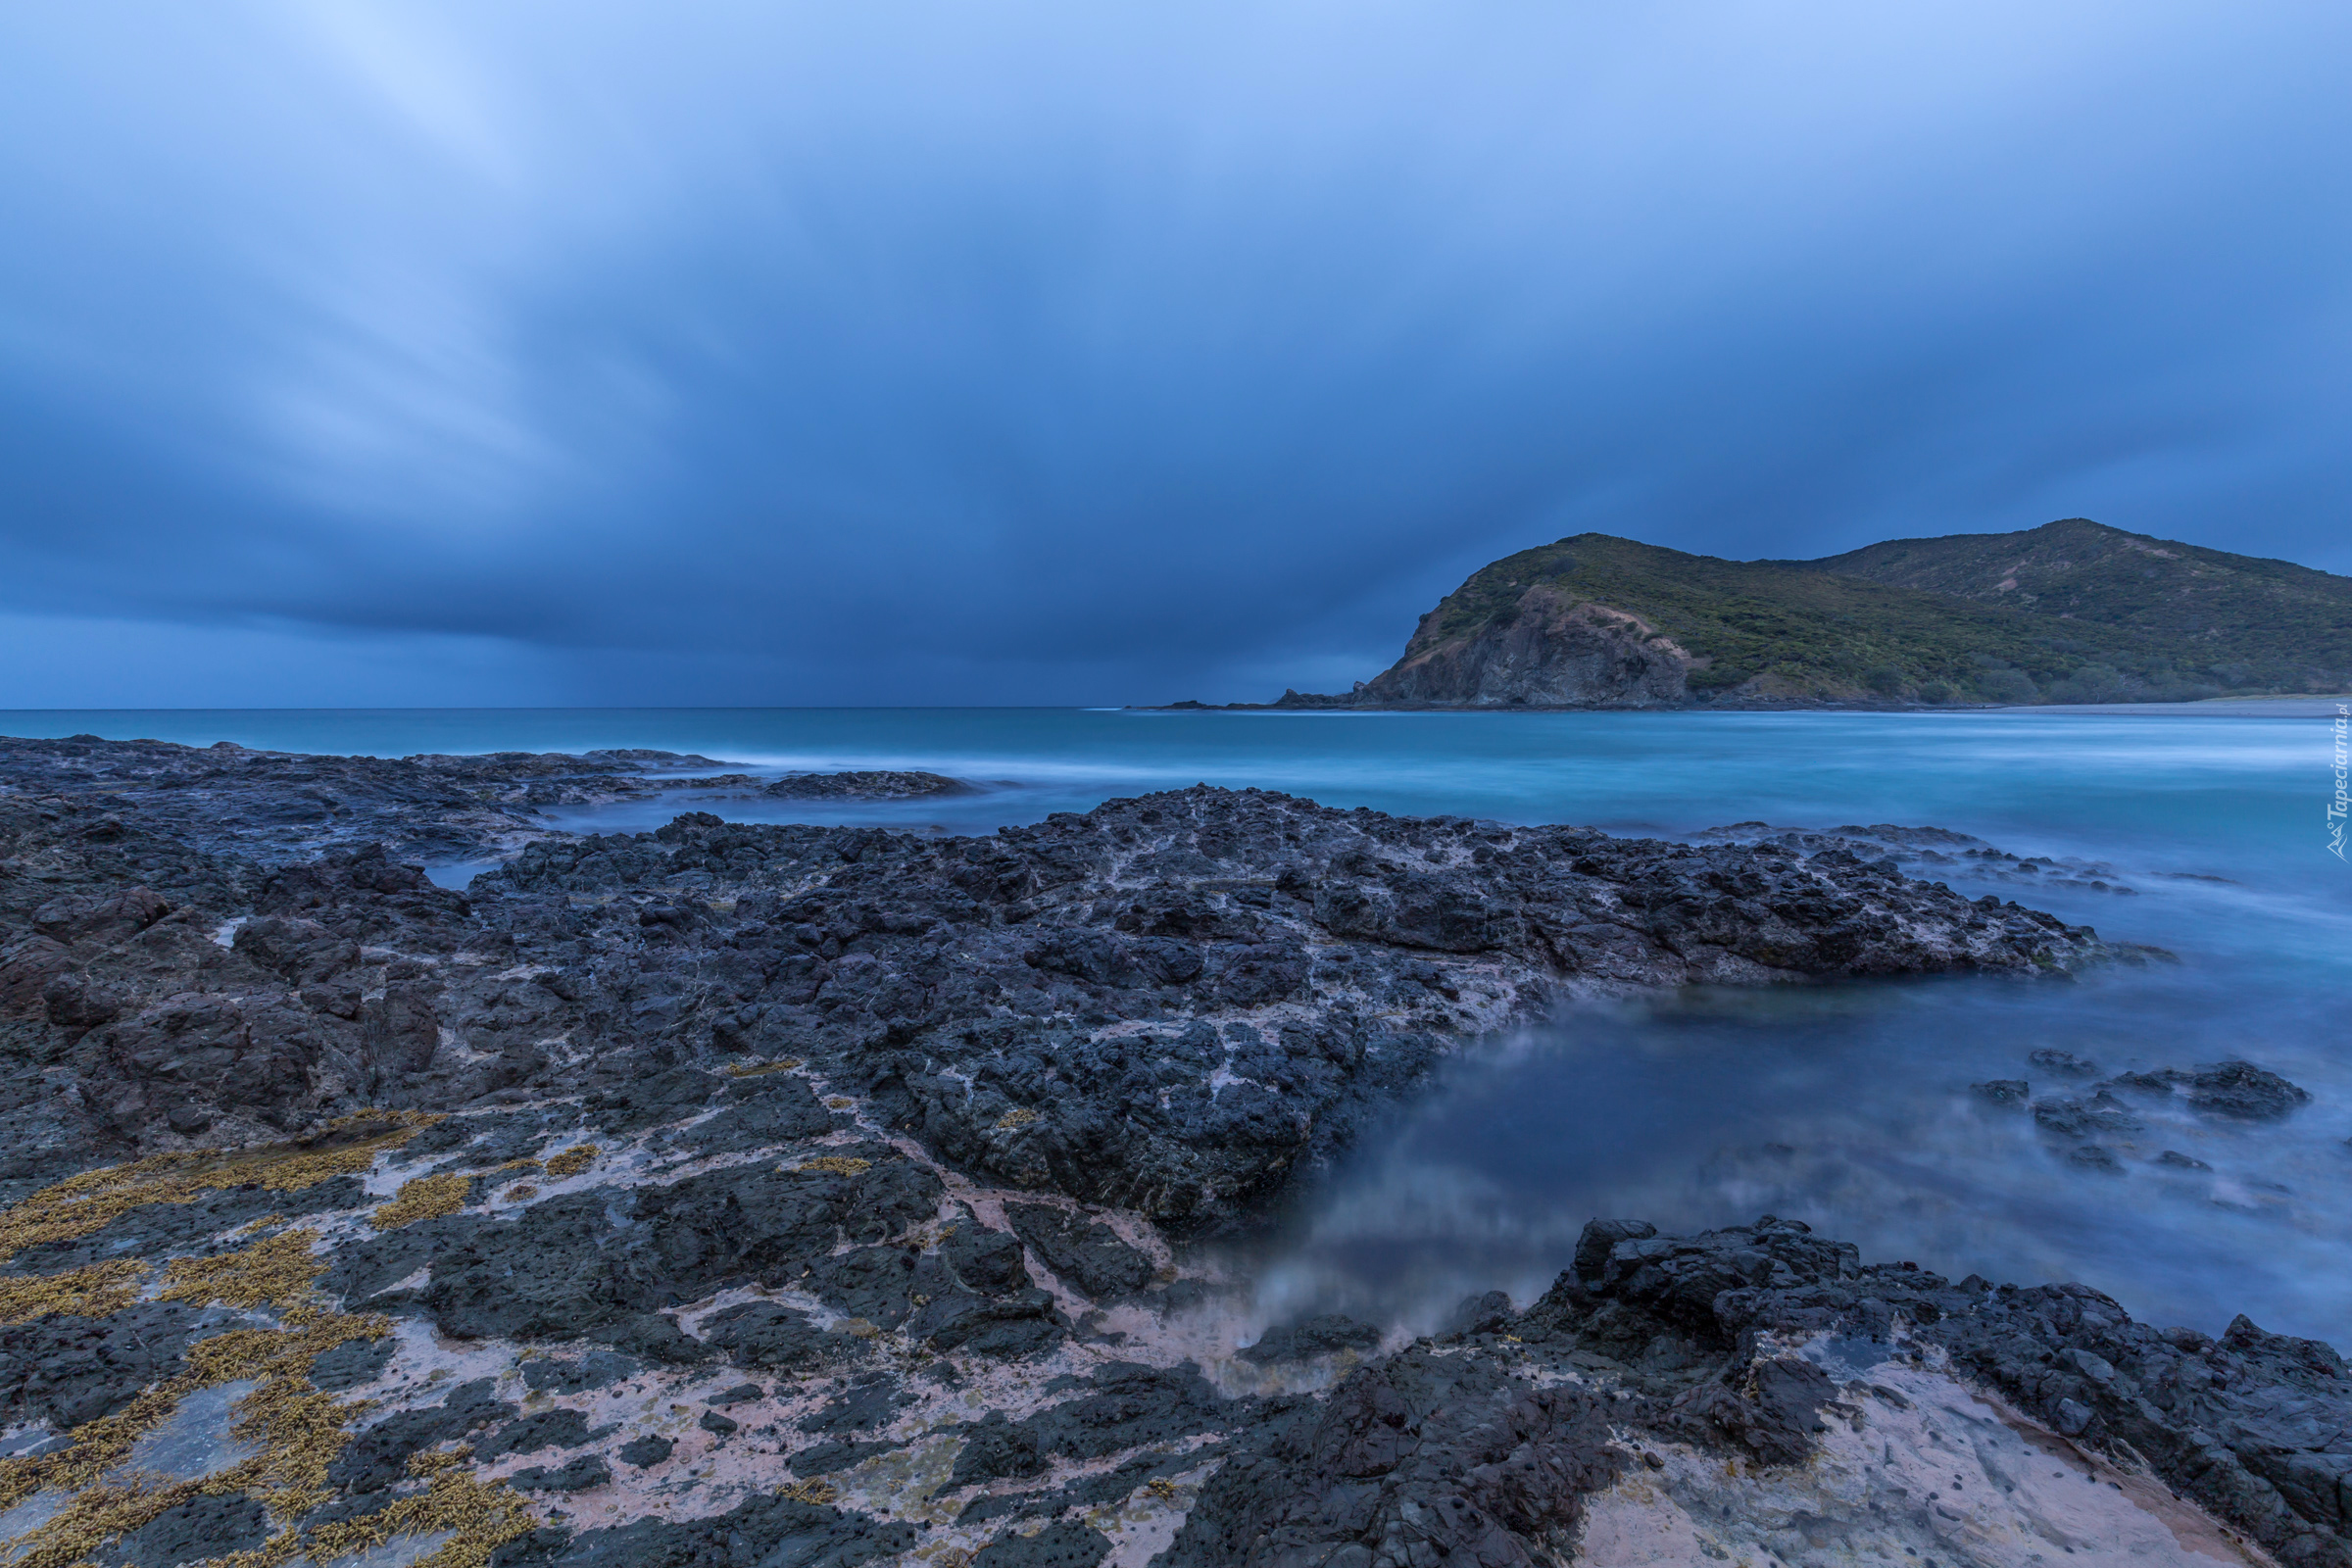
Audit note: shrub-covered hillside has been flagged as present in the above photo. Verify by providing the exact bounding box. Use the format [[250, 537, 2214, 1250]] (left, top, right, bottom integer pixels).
[[1321, 521, 2350, 706]]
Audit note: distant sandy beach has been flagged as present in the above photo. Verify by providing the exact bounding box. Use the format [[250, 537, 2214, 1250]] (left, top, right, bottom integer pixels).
[[2003, 693, 2352, 717]]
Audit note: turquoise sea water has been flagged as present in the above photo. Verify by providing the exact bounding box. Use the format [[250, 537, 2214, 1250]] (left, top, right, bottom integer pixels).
[[6, 707, 2348, 1339]]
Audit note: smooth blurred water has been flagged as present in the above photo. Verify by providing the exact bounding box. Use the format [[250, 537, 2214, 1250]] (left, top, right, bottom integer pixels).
[[8, 707, 2347, 1338]]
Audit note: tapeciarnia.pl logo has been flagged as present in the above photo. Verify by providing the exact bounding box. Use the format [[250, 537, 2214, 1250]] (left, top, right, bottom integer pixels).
[[2331, 702, 2349, 860]]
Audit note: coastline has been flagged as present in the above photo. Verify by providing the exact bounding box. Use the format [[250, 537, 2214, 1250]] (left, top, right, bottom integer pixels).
[[0, 735, 2342, 1567], [1139, 693, 2352, 717]]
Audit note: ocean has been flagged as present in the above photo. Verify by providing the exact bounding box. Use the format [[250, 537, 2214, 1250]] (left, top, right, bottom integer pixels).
[[6, 705, 2346, 1341]]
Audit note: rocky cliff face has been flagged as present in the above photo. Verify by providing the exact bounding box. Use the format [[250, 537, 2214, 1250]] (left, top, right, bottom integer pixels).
[[1348, 586, 1694, 708]]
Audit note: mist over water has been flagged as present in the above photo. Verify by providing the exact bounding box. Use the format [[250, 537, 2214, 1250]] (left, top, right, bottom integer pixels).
[[1245, 960, 2350, 1346], [9, 705, 2345, 1341]]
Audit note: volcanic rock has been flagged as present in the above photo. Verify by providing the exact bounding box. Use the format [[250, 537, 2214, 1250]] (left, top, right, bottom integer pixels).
[[0, 735, 2295, 1568], [762, 770, 973, 800]]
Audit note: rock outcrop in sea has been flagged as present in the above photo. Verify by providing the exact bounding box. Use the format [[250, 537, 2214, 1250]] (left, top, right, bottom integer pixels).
[[0, 735, 2337, 1568], [763, 770, 972, 801]]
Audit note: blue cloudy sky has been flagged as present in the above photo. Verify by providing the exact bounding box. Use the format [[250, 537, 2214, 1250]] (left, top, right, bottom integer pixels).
[[2, 1, 2345, 707]]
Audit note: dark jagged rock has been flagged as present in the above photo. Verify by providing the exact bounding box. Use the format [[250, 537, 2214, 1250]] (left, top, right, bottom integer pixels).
[[763, 771, 973, 800], [907, 1286, 1067, 1358], [1502, 1217, 2352, 1566], [478, 1407, 602, 1460], [2105, 1059, 2314, 1119], [520, 1350, 641, 1393], [792, 1439, 898, 1476], [802, 1379, 911, 1436], [1164, 1349, 1624, 1568], [510, 1455, 612, 1492], [1015, 1360, 1229, 1459], [486, 788, 2103, 1229], [946, 1410, 1048, 1488], [616, 1435, 673, 1468], [941, 1215, 1031, 1295], [104, 1492, 271, 1567], [308, 1332, 396, 1393], [490, 1494, 918, 1568], [0, 735, 2302, 1568], [1167, 1212, 2352, 1567], [330, 1379, 515, 1494], [3, 745, 2115, 1226], [1004, 1204, 1153, 1299], [1698, 820, 2148, 897], [804, 1245, 950, 1329], [968, 1520, 1112, 1568], [655, 1074, 841, 1154], [957, 1448, 1196, 1528], [5, 1175, 370, 1276], [2031, 1091, 2142, 1139], [0, 1301, 237, 1430], [329, 1153, 941, 1356], [0, 736, 756, 867], [1439, 1290, 1515, 1339], [701, 1302, 870, 1372], [2030, 1047, 2103, 1077]]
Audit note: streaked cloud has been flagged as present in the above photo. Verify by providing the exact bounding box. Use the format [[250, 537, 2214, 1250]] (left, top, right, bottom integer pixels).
[[2, 0, 2344, 704]]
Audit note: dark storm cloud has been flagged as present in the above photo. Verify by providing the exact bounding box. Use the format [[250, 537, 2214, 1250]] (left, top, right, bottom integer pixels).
[[1, 1, 2346, 705]]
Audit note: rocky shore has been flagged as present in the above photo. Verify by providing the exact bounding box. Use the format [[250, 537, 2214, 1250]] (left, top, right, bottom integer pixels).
[[0, 736, 2339, 1568]]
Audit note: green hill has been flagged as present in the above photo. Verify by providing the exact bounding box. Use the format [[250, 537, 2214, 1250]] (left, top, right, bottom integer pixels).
[[1804, 517, 2352, 693], [1282, 520, 2351, 708]]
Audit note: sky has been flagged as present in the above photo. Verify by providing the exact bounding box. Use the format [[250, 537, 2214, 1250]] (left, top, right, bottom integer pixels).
[[1, 1, 2346, 708]]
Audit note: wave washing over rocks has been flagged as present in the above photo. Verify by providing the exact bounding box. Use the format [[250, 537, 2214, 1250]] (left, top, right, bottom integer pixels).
[[0, 736, 977, 872], [0, 735, 2340, 1568]]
